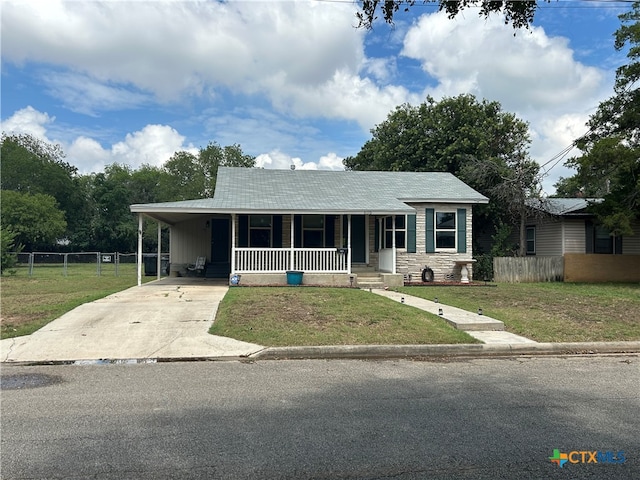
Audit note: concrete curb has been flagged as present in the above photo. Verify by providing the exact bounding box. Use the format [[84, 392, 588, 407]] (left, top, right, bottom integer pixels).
[[250, 341, 640, 360], [2, 342, 638, 367]]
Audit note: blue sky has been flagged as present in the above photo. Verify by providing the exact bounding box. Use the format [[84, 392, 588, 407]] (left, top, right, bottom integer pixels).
[[1, 0, 632, 193]]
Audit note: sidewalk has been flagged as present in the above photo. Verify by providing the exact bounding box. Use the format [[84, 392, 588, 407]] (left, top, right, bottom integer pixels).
[[2, 283, 638, 365], [371, 289, 537, 345], [251, 289, 639, 360]]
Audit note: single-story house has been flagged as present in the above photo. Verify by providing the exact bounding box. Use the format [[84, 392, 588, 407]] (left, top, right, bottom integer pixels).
[[130, 167, 488, 286], [517, 197, 640, 282], [523, 198, 640, 256]]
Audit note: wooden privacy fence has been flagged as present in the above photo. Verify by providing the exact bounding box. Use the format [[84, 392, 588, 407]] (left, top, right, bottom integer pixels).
[[493, 256, 564, 283]]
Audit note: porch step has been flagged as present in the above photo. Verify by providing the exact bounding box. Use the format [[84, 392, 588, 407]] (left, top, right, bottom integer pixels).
[[356, 273, 385, 289]]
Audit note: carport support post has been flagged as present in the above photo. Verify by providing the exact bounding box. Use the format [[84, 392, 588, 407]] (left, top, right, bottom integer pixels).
[[347, 214, 351, 275], [231, 214, 236, 275], [290, 214, 295, 271], [137, 214, 143, 286], [392, 215, 397, 275], [157, 222, 162, 281]]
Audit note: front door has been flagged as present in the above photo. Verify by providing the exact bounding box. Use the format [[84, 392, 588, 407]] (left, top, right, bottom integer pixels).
[[209, 217, 231, 278], [351, 215, 366, 264]]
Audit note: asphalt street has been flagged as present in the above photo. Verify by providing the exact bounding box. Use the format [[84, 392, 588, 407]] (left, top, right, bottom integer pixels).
[[1, 356, 638, 479]]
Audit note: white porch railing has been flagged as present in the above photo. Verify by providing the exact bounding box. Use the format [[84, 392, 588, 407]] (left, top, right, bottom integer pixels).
[[234, 248, 348, 273]]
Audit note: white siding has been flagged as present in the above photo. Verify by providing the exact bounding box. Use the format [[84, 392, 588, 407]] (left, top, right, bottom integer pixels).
[[170, 217, 211, 264], [623, 220, 640, 254], [562, 219, 586, 254], [524, 215, 563, 256]]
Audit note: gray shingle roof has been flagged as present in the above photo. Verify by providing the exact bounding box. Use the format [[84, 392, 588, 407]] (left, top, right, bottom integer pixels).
[[132, 167, 488, 215], [212, 167, 487, 213], [526, 198, 602, 216]]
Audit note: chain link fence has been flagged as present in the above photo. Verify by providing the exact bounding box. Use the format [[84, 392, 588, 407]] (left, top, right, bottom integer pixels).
[[10, 252, 169, 277]]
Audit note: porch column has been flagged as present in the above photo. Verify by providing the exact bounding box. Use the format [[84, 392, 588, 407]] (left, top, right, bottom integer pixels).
[[347, 214, 352, 275], [392, 215, 397, 275], [290, 214, 295, 271], [137, 214, 143, 286], [156, 222, 162, 281], [231, 214, 236, 274]]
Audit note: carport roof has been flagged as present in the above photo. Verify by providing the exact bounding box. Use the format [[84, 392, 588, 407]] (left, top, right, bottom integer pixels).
[[131, 167, 488, 224]]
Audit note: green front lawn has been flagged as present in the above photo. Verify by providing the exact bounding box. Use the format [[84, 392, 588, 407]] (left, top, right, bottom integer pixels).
[[397, 283, 640, 342], [211, 287, 477, 346]]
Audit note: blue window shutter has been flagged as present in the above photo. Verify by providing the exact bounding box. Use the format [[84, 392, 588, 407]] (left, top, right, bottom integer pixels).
[[425, 209, 435, 253], [407, 214, 417, 253], [457, 209, 466, 253]]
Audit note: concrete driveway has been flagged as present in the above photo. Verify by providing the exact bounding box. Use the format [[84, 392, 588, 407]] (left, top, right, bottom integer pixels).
[[1, 278, 264, 363]]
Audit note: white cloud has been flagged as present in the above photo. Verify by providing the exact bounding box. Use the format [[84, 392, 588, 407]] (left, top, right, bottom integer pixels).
[[401, 11, 613, 193], [2, 0, 391, 128], [402, 12, 605, 114], [44, 72, 151, 115], [255, 149, 344, 171], [1, 107, 196, 173], [317, 152, 345, 170], [110, 125, 197, 169], [67, 137, 111, 174], [1, 106, 55, 139]]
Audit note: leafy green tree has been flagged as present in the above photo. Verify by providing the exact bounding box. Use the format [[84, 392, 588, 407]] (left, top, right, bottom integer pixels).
[[1, 133, 85, 243], [344, 95, 530, 179], [86, 164, 138, 252], [344, 94, 537, 253], [560, 2, 640, 236], [356, 0, 541, 30], [161, 142, 255, 200], [1, 225, 21, 274], [1, 190, 67, 251]]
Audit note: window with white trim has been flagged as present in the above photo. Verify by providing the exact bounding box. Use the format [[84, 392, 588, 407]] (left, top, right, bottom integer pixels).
[[435, 212, 456, 249], [384, 215, 406, 248]]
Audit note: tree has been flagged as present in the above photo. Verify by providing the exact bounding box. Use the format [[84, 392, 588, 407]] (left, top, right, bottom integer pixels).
[[86, 164, 138, 252], [356, 0, 541, 30], [1, 133, 85, 243], [462, 155, 543, 256], [559, 2, 640, 236], [1, 225, 21, 274], [344, 94, 539, 254], [162, 142, 255, 200], [1, 190, 67, 251]]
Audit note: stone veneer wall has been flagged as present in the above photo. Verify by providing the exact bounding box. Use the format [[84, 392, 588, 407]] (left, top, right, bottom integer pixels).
[[395, 203, 474, 282]]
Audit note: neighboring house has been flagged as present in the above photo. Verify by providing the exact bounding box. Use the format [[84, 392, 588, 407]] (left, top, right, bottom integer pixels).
[[502, 197, 640, 283], [523, 198, 640, 256], [130, 167, 488, 286]]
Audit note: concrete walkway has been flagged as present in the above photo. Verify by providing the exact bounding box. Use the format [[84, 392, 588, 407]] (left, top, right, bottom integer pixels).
[[371, 289, 537, 345], [3, 280, 637, 365], [0, 279, 264, 364]]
